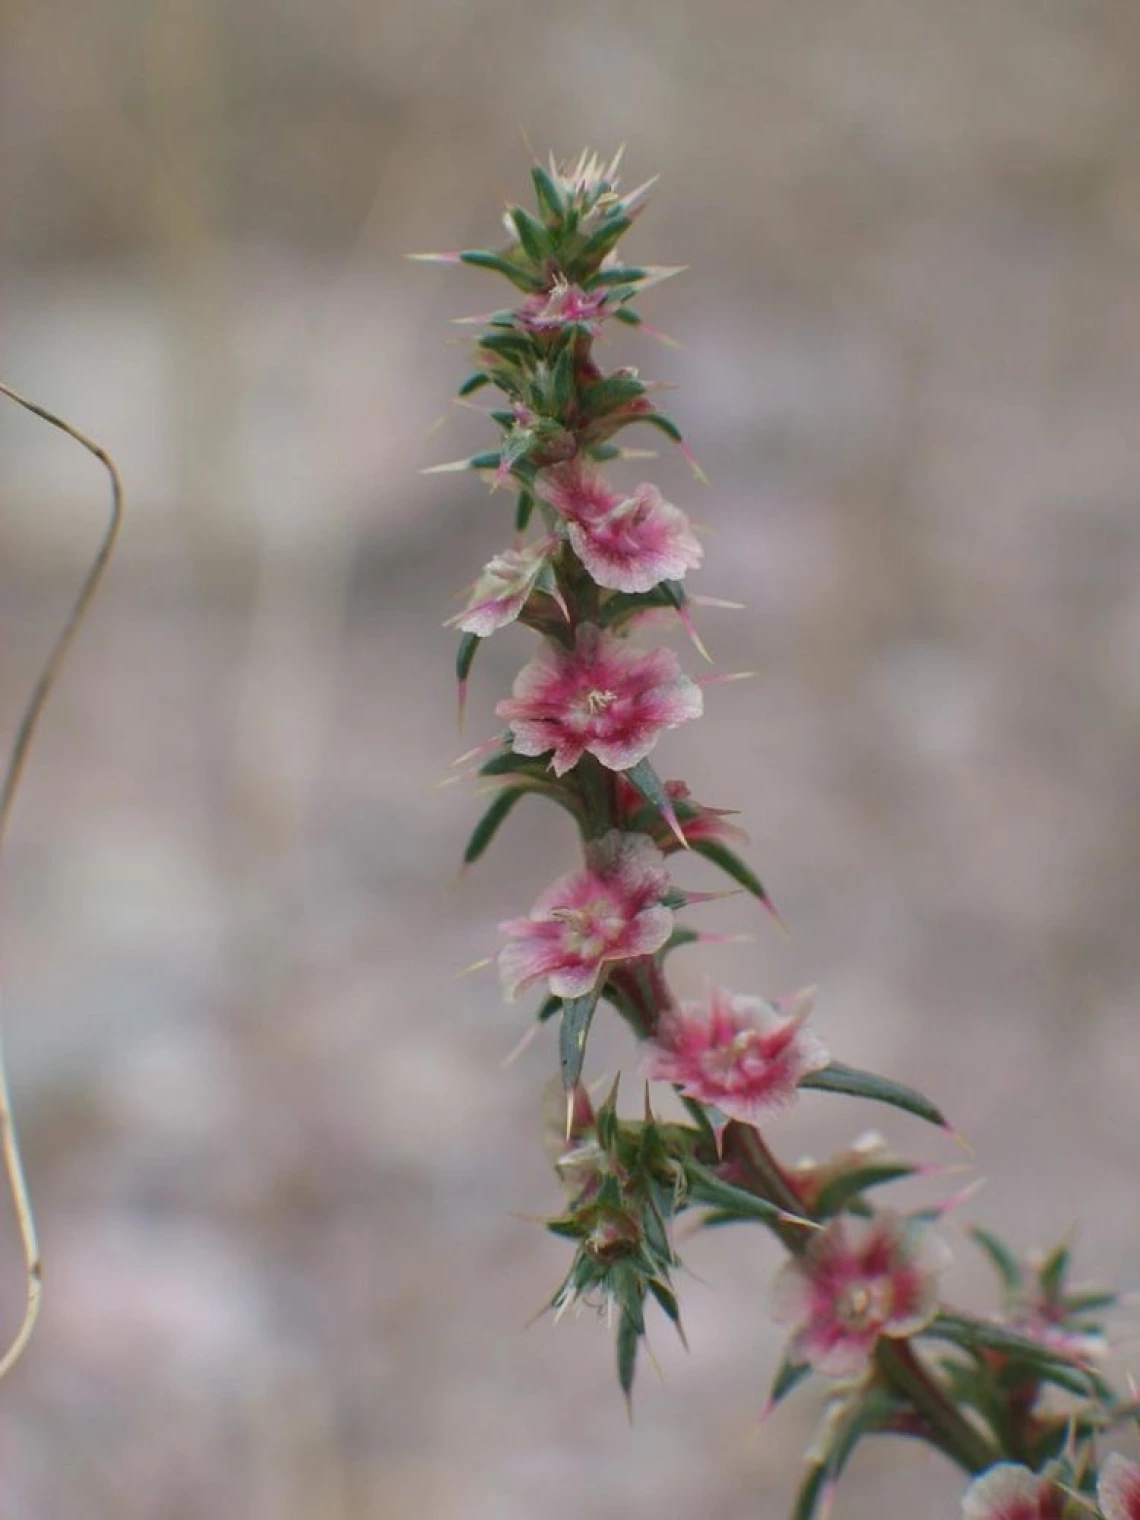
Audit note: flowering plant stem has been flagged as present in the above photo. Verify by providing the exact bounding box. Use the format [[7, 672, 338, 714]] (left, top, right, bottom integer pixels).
[[421, 150, 1133, 1519]]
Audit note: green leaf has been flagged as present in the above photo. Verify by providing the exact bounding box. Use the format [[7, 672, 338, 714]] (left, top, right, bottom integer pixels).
[[478, 330, 536, 361], [632, 411, 683, 444], [531, 165, 564, 223], [662, 924, 700, 956], [581, 375, 646, 414], [766, 1354, 812, 1414], [550, 341, 577, 415], [559, 990, 600, 1089], [1038, 1239, 1071, 1303], [588, 265, 648, 287], [684, 1159, 803, 1229], [612, 307, 642, 327], [970, 1226, 1024, 1298], [1064, 1288, 1117, 1315], [814, 1161, 917, 1219], [457, 372, 490, 398], [646, 1276, 682, 1330], [462, 787, 526, 867], [623, 758, 681, 841], [689, 838, 774, 912], [509, 206, 549, 264], [456, 632, 481, 688], [515, 489, 535, 533], [797, 1061, 948, 1130], [536, 993, 560, 1023], [923, 1312, 1107, 1395], [679, 1094, 718, 1152], [459, 248, 543, 291], [576, 215, 632, 270], [616, 1304, 640, 1405]]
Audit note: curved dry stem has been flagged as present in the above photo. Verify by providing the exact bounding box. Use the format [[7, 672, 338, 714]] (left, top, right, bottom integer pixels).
[[0, 380, 124, 1380]]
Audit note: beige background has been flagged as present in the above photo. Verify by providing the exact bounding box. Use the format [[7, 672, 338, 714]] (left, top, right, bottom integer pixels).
[[2, 2, 1140, 1515]]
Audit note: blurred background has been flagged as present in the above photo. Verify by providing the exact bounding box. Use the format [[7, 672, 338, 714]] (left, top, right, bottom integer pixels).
[[2, 1, 1140, 1515]]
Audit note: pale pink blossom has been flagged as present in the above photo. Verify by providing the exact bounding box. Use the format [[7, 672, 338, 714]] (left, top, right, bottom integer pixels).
[[770, 1213, 948, 1376], [647, 986, 827, 1126], [1100, 1455, 1140, 1520], [498, 830, 672, 1000], [517, 280, 610, 334], [496, 623, 702, 776], [446, 538, 557, 637], [539, 461, 702, 593], [961, 1465, 1066, 1520]]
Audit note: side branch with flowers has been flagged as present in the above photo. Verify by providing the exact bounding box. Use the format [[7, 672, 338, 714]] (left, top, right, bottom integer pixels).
[[417, 150, 1138, 1519]]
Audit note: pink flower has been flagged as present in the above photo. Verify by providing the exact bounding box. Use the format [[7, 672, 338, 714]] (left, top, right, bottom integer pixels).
[[496, 623, 702, 776], [498, 830, 672, 1000], [539, 461, 702, 593], [770, 1213, 948, 1376], [961, 1465, 1066, 1520], [517, 280, 610, 334], [446, 539, 557, 637], [647, 986, 828, 1126], [1100, 1455, 1140, 1520]]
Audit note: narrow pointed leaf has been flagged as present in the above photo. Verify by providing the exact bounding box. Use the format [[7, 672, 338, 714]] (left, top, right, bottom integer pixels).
[[690, 838, 774, 911], [456, 633, 481, 688], [589, 265, 649, 287], [581, 375, 646, 414], [969, 1226, 1024, 1297], [509, 206, 549, 264], [457, 372, 490, 398], [797, 1061, 948, 1130], [463, 787, 526, 866], [662, 924, 700, 956], [634, 411, 683, 444], [623, 758, 683, 843], [559, 990, 600, 1089], [459, 249, 543, 291], [767, 1354, 812, 1413], [616, 1306, 640, 1405], [531, 165, 564, 223], [1038, 1239, 1071, 1302], [515, 489, 535, 533], [684, 1160, 805, 1228], [923, 1311, 1112, 1398], [646, 1277, 682, 1329], [577, 215, 631, 269], [550, 342, 577, 415], [814, 1161, 918, 1219]]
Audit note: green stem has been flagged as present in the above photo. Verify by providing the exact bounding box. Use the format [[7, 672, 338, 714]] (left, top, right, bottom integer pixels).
[[874, 1339, 998, 1476]]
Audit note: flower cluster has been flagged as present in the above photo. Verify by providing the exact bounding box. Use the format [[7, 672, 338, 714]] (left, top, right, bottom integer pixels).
[[421, 150, 1131, 1520]]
